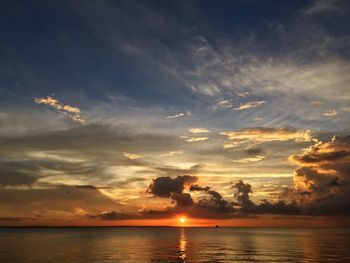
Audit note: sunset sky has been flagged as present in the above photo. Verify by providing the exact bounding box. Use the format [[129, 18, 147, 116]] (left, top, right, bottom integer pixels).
[[1, 0, 350, 227]]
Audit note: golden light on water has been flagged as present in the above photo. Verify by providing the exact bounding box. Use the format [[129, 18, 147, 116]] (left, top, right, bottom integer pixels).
[[179, 228, 187, 260]]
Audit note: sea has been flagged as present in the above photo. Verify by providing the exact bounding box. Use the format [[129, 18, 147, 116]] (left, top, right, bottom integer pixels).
[[0, 227, 349, 262]]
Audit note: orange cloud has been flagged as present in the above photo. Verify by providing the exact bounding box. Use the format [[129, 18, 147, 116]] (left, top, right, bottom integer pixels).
[[123, 152, 143, 160], [289, 135, 350, 210], [231, 155, 265, 163], [34, 96, 85, 124], [221, 127, 313, 149], [189, 128, 210, 133]]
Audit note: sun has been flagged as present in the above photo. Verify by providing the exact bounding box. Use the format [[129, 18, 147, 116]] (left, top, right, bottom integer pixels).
[[179, 216, 186, 223]]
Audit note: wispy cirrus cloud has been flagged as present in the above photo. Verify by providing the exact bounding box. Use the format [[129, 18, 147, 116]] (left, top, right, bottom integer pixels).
[[221, 128, 314, 149], [233, 101, 266, 110], [158, 151, 183, 158], [304, 0, 345, 15], [166, 111, 191, 119], [123, 152, 143, 160], [189, 128, 210, 133], [187, 137, 209, 142], [232, 155, 265, 163], [324, 109, 338, 117], [214, 100, 233, 110], [34, 96, 85, 124]]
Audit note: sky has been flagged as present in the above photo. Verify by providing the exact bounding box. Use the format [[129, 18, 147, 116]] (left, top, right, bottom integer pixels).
[[0, 0, 350, 227]]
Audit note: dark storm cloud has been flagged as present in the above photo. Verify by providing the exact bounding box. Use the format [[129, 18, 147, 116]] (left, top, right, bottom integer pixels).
[[231, 180, 300, 215], [190, 184, 236, 214], [0, 164, 37, 186], [89, 211, 140, 221], [91, 177, 299, 220], [245, 148, 264, 156], [143, 177, 237, 218], [292, 150, 349, 163], [147, 175, 198, 198], [232, 180, 255, 209], [147, 175, 197, 208], [250, 200, 300, 215], [143, 169, 348, 218], [0, 169, 38, 186], [75, 185, 99, 190], [75, 185, 110, 190], [171, 192, 194, 207]]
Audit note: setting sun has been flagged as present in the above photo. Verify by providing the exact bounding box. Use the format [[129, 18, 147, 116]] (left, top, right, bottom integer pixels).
[[179, 216, 186, 224]]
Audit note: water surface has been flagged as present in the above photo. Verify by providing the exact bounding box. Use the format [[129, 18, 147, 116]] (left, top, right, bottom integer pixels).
[[0, 227, 349, 262]]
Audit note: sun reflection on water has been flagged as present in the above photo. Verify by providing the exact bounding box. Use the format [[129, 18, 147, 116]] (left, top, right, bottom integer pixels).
[[179, 227, 187, 261]]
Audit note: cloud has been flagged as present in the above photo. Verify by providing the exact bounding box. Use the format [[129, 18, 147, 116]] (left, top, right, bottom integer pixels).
[[248, 199, 300, 215], [0, 122, 193, 200], [171, 192, 194, 207], [147, 175, 198, 198], [141, 178, 239, 219], [166, 111, 191, 119], [62, 105, 80, 113], [69, 0, 350, 135], [245, 148, 264, 156], [324, 109, 338, 117], [153, 164, 203, 177], [304, 0, 345, 14], [187, 137, 209, 142], [232, 180, 255, 209], [0, 160, 39, 186], [0, 184, 119, 220], [142, 176, 303, 218], [221, 127, 313, 149], [190, 184, 236, 214], [231, 155, 265, 163], [232, 180, 300, 215], [89, 211, 139, 220], [189, 128, 210, 133], [158, 151, 183, 158], [214, 134, 350, 216], [215, 100, 233, 109], [75, 185, 109, 190], [147, 175, 198, 208], [95, 134, 350, 220], [34, 96, 85, 124], [184, 34, 350, 106], [289, 135, 350, 214], [233, 101, 266, 110], [123, 152, 143, 160]]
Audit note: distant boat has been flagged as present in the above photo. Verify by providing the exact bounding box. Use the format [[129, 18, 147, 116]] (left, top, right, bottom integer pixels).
[[215, 225, 220, 228]]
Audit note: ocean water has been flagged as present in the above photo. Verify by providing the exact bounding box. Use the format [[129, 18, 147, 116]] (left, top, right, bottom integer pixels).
[[0, 227, 349, 262]]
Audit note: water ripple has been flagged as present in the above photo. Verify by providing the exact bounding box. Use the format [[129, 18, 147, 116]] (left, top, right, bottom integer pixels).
[[0, 227, 350, 262]]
